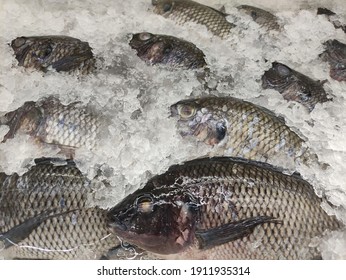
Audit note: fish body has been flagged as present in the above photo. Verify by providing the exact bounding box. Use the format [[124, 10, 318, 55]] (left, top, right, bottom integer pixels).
[[170, 96, 305, 165], [237, 5, 280, 30], [151, 0, 235, 39], [0, 158, 118, 259], [11, 36, 96, 74], [262, 62, 331, 111], [107, 157, 343, 260], [0, 97, 102, 154], [320, 39, 346, 82], [129, 32, 206, 69]]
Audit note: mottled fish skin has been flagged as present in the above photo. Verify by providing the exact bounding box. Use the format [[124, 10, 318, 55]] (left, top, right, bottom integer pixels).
[[170, 96, 305, 165], [151, 0, 235, 39], [108, 157, 343, 260], [237, 5, 280, 31], [129, 32, 207, 69], [0, 97, 102, 154], [11, 36, 96, 74], [320, 39, 346, 82], [317, 8, 346, 34], [0, 159, 118, 259], [262, 62, 331, 111]]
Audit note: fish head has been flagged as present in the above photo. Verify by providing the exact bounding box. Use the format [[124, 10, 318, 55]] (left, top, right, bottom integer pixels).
[[152, 0, 175, 16], [262, 62, 295, 92], [107, 182, 199, 255], [170, 98, 227, 145]]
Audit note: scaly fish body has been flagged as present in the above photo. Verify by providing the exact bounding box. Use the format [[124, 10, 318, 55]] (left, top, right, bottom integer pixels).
[[129, 32, 206, 69], [152, 0, 235, 39], [262, 62, 331, 111], [170, 96, 305, 165], [11, 36, 96, 74], [237, 5, 280, 31], [107, 157, 343, 260], [320, 39, 346, 82], [0, 159, 118, 259]]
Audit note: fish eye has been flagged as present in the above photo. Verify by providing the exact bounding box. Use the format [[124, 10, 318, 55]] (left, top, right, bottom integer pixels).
[[177, 104, 197, 119], [163, 3, 172, 13], [136, 195, 154, 213], [34, 45, 53, 61], [277, 65, 291, 77], [139, 32, 152, 41], [12, 37, 27, 48]]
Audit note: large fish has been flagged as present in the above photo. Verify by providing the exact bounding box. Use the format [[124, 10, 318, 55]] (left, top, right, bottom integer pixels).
[[11, 36, 96, 74], [170, 96, 306, 166], [107, 157, 343, 259], [0, 97, 103, 156], [129, 32, 206, 69], [320, 39, 346, 82], [262, 62, 331, 111], [151, 0, 235, 39], [0, 158, 118, 259]]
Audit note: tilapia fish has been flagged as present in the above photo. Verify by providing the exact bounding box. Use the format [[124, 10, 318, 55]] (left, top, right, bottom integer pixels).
[[151, 0, 235, 39], [0, 158, 118, 259], [11, 36, 96, 74], [0, 97, 102, 155], [262, 62, 331, 111], [108, 157, 343, 259], [129, 32, 206, 69], [317, 8, 346, 34], [320, 39, 346, 82], [237, 5, 280, 31], [170, 96, 305, 165]]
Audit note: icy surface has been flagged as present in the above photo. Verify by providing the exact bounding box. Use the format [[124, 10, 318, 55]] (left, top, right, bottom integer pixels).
[[1, 0, 346, 259]]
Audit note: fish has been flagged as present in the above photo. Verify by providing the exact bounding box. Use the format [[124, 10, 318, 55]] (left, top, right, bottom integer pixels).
[[151, 0, 235, 39], [320, 39, 346, 82], [0, 158, 119, 259], [129, 32, 207, 69], [237, 5, 280, 31], [11, 36, 96, 74], [317, 8, 346, 34], [107, 157, 343, 260], [262, 62, 331, 111], [170, 96, 306, 166], [0, 97, 103, 156]]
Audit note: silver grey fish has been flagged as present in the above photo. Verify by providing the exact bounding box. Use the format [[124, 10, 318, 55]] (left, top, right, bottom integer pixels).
[[151, 0, 235, 39], [129, 32, 207, 69], [11, 36, 96, 74], [107, 157, 343, 259], [237, 5, 280, 30], [262, 62, 331, 111], [320, 39, 346, 82]]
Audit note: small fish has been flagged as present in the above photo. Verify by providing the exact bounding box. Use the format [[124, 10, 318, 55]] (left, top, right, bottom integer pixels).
[[170, 96, 305, 165], [320, 39, 346, 82], [129, 32, 207, 69], [237, 5, 280, 30], [107, 157, 343, 259], [0, 158, 118, 259], [317, 8, 346, 34], [262, 62, 331, 111], [11, 36, 96, 74], [0, 97, 103, 156], [151, 0, 235, 39]]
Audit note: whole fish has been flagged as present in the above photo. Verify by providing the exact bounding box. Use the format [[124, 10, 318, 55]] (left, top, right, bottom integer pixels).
[[11, 36, 96, 74], [317, 8, 346, 34], [151, 0, 235, 39], [107, 157, 343, 259], [170, 96, 306, 166], [262, 62, 331, 111], [129, 32, 206, 69], [0, 97, 103, 156], [0, 158, 118, 259], [320, 39, 346, 82], [237, 5, 280, 31]]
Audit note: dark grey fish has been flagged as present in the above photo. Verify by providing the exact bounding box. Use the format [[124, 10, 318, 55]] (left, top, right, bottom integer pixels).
[[0, 158, 118, 259], [129, 32, 207, 69], [317, 8, 346, 33], [151, 0, 235, 39], [0, 97, 103, 156], [262, 62, 331, 111], [107, 157, 343, 259], [320, 39, 346, 82], [237, 5, 280, 30], [11, 36, 96, 74]]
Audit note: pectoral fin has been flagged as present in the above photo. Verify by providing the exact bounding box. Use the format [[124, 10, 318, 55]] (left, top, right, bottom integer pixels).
[[195, 216, 281, 249]]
